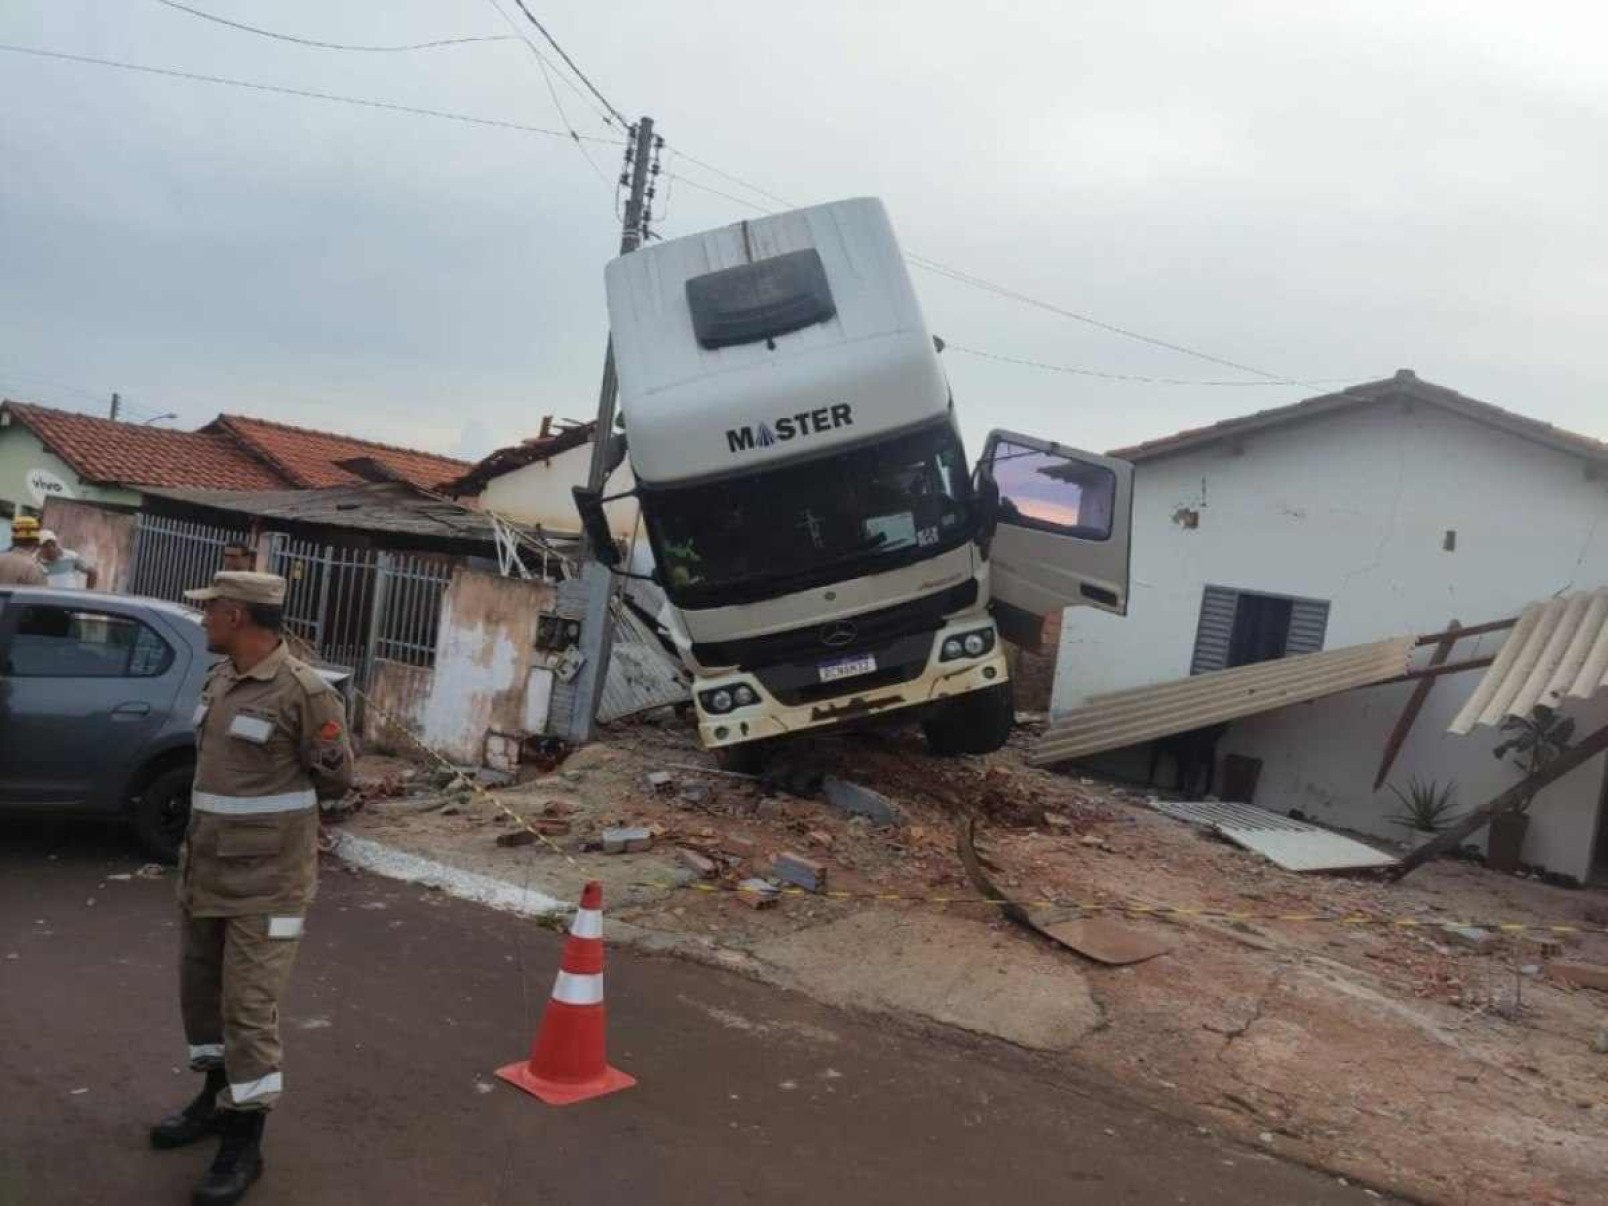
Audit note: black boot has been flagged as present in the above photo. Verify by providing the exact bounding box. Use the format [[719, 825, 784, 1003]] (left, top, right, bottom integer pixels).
[[150, 1067, 226, 1149], [192, 1109, 265, 1206]]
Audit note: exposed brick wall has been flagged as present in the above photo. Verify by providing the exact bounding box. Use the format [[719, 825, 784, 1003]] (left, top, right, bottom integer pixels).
[[1007, 609, 1062, 712]]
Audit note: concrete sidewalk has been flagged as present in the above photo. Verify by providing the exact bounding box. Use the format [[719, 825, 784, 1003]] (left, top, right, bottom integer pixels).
[[0, 822, 1385, 1205]]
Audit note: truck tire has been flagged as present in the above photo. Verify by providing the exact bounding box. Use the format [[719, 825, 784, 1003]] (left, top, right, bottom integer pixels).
[[716, 742, 769, 776], [132, 763, 194, 864], [922, 683, 1015, 757]]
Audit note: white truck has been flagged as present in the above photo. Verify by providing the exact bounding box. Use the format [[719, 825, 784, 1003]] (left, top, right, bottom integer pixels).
[[575, 197, 1133, 764]]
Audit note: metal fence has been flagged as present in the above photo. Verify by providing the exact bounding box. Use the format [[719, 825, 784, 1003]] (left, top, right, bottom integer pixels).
[[268, 537, 378, 671], [128, 514, 248, 605], [372, 553, 452, 668]]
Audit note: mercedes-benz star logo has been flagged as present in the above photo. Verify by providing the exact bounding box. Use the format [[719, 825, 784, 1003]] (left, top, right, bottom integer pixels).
[[819, 620, 858, 648]]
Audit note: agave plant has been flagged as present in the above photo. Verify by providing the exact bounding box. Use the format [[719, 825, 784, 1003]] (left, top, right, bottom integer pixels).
[[1387, 777, 1460, 833]]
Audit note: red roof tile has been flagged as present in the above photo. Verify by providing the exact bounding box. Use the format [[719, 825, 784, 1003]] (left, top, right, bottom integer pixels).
[[206, 415, 471, 490], [3, 401, 290, 490]]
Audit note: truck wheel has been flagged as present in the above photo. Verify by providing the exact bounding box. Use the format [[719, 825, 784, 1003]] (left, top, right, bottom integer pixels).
[[922, 683, 1015, 757], [716, 742, 769, 776], [132, 764, 194, 864]]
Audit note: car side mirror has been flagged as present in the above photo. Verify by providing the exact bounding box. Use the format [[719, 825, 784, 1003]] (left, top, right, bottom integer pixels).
[[571, 487, 621, 568]]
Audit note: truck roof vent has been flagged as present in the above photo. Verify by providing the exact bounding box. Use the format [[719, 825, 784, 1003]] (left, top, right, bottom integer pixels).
[[685, 249, 836, 350]]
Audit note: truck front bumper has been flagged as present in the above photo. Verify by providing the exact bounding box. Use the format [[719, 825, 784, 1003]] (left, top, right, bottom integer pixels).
[[693, 628, 1010, 749]]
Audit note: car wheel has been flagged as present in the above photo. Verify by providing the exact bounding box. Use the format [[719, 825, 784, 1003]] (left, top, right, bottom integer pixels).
[[922, 683, 1015, 757], [132, 764, 194, 864]]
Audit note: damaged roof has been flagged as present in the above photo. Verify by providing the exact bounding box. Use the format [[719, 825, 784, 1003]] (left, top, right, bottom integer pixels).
[[1032, 636, 1417, 767], [444, 420, 596, 496], [1111, 370, 1608, 468], [140, 481, 559, 547], [1450, 589, 1608, 733]]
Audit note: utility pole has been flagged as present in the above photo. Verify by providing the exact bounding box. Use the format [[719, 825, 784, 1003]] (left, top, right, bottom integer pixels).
[[108, 392, 121, 422], [569, 116, 658, 743]]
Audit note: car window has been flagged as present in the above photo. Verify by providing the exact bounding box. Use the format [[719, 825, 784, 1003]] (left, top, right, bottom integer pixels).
[[5, 605, 175, 678]]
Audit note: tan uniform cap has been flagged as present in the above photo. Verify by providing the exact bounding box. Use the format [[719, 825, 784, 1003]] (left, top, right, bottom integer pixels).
[[184, 570, 288, 605]]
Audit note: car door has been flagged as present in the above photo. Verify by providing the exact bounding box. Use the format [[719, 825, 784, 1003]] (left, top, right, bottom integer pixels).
[[0, 599, 184, 810], [976, 430, 1134, 651]]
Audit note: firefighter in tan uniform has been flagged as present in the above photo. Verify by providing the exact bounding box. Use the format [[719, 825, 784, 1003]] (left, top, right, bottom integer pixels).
[[149, 571, 352, 1206]]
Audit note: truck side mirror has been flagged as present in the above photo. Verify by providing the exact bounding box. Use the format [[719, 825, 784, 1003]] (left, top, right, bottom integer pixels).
[[571, 487, 621, 568], [974, 473, 1000, 554]]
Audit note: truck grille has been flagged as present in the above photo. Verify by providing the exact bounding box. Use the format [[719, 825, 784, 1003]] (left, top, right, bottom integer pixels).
[[690, 580, 978, 670]]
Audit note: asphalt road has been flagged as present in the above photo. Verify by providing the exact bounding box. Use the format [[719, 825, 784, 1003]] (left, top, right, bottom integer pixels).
[[1, 821, 1387, 1206]]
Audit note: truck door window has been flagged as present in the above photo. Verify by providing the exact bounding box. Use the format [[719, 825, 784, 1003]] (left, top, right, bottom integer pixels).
[[7, 605, 174, 678], [989, 439, 1117, 541]]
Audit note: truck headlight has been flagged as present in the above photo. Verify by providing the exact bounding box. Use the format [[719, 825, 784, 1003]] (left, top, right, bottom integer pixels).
[[699, 684, 760, 714], [940, 628, 995, 662]]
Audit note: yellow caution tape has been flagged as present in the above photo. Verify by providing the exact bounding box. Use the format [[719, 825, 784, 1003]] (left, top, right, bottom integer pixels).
[[350, 687, 1607, 936], [353, 687, 578, 867]]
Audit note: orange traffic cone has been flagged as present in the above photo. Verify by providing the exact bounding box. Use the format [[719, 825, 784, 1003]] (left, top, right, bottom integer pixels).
[[497, 880, 637, 1106]]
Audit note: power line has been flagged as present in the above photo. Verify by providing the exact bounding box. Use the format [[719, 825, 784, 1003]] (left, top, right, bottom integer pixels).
[[944, 344, 1349, 388], [0, 43, 624, 146], [661, 160, 1317, 385], [479, 0, 616, 192], [149, 0, 519, 53], [505, 0, 628, 129]]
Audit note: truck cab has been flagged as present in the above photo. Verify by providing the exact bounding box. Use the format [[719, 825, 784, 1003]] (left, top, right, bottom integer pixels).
[[579, 197, 1131, 759]]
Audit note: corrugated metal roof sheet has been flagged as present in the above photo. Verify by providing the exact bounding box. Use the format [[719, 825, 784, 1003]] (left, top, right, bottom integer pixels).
[[1147, 800, 1398, 871], [1448, 588, 1608, 734], [597, 604, 690, 723], [1030, 636, 1417, 767]]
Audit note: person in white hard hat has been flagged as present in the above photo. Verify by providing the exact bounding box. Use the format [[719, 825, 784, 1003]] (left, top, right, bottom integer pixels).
[[35, 529, 98, 590]]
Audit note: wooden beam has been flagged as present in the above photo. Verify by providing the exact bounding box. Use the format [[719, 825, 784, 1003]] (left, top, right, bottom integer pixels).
[[1375, 621, 1459, 791], [1413, 617, 1516, 647], [1375, 656, 1494, 688], [1386, 720, 1608, 881]]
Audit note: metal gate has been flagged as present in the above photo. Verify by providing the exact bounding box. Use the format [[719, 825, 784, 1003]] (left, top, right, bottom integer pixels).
[[128, 514, 247, 604]]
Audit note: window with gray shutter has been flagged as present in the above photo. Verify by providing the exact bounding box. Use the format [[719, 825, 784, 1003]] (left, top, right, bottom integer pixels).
[[1190, 586, 1330, 674], [1284, 598, 1331, 656], [1190, 586, 1239, 674]]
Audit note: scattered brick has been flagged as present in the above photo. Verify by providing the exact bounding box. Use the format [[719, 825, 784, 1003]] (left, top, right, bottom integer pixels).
[[721, 835, 758, 860], [646, 771, 675, 794], [735, 878, 780, 910], [677, 848, 718, 879], [806, 830, 834, 849], [773, 851, 828, 893], [495, 831, 537, 848]]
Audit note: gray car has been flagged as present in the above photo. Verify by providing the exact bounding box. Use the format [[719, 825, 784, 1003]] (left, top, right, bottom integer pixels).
[[0, 587, 209, 860]]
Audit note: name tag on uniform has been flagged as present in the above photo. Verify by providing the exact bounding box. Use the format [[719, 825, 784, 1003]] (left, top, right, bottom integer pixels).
[[192, 704, 209, 727], [228, 714, 275, 745]]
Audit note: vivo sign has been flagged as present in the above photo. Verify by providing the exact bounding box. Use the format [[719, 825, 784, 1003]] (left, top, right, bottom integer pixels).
[[25, 467, 74, 506]]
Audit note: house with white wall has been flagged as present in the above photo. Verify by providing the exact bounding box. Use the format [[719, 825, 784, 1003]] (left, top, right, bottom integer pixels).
[[1052, 371, 1608, 884], [445, 418, 640, 553]]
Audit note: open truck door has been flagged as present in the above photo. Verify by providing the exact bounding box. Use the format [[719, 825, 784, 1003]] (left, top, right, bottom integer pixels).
[[978, 430, 1133, 651]]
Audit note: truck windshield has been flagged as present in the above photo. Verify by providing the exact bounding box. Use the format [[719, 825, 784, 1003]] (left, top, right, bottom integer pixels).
[[644, 423, 973, 608]]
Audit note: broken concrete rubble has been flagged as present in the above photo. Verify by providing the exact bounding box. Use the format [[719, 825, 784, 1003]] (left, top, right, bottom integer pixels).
[[1441, 925, 1495, 952], [602, 826, 654, 854], [1551, 961, 1608, 992], [822, 776, 900, 826]]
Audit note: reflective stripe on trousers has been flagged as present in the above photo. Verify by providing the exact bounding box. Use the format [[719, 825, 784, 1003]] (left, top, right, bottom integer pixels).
[[191, 789, 317, 816]]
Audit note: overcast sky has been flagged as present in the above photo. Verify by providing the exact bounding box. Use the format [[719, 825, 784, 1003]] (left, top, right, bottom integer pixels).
[[2, 1, 1604, 465]]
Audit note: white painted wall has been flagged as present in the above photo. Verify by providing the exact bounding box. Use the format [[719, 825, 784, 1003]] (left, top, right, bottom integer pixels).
[[476, 441, 640, 543], [1054, 397, 1608, 881]]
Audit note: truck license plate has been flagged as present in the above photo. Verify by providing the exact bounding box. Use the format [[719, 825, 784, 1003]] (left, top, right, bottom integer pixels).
[[818, 653, 877, 683]]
